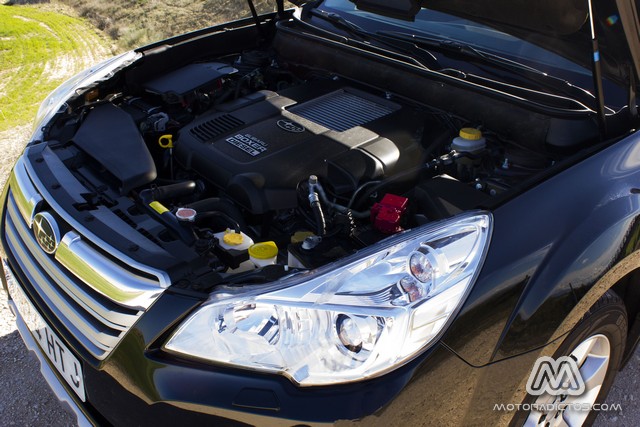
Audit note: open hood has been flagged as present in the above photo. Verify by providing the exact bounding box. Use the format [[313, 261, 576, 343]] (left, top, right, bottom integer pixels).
[[321, 0, 640, 86]]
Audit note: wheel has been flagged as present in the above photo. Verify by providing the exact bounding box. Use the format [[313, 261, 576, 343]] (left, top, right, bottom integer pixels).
[[522, 291, 627, 427]]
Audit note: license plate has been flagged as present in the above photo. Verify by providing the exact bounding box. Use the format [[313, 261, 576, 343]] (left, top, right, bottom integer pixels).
[[5, 264, 86, 401]]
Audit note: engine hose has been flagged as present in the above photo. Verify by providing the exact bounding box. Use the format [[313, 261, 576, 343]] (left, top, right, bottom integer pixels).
[[195, 211, 242, 232], [308, 175, 370, 219], [187, 198, 250, 234], [309, 192, 327, 236], [350, 165, 429, 210], [139, 202, 196, 245], [142, 181, 197, 203], [159, 210, 196, 244], [138, 183, 198, 244]]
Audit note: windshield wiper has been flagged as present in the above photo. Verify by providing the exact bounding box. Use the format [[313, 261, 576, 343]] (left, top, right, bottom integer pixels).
[[308, 10, 442, 70], [376, 30, 598, 107], [309, 9, 371, 40]]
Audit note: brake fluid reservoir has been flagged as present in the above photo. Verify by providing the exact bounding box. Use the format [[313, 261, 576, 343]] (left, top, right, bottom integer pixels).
[[452, 128, 486, 180], [214, 229, 256, 273], [452, 128, 486, 153], [214, 229, 254, 251]]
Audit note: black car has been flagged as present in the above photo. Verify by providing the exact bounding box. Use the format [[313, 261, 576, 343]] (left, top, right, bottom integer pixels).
[[2, 1, 640, 425]]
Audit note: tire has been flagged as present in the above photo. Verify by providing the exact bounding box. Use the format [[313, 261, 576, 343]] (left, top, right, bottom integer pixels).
[[520, 291, 627, 427]]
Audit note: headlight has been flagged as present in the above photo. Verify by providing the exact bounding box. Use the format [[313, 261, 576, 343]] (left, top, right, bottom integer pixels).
[[31, 51, 140, 142], [165, 212, 491, 386]]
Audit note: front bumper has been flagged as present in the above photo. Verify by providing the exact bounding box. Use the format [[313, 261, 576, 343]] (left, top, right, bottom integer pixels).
[[3, 257, 545, 427], [0, 153, 542, 426]]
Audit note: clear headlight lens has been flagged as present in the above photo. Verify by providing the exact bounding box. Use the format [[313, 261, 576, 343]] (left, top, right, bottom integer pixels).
[[164, 212, 491, 386], [31, 51, 140, 141]]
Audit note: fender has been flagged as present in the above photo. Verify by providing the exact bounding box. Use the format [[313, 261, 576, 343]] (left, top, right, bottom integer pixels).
[[442, 130, 640, 366]]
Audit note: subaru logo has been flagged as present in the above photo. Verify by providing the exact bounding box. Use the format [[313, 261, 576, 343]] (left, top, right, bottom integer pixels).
[[277, 119, 305, 133], [33, 212, 61, 254]]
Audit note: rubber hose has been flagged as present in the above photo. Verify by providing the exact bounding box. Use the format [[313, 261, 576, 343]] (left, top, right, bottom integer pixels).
[[309, 194, 326, 236], [195, 211, 242, 232], [149, 181, 197, 202], [187, 198, 249, 232]]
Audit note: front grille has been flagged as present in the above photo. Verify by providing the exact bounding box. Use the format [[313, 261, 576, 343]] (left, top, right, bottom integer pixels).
[[4, 156, 167, 360], [290, 89, 399, 132]]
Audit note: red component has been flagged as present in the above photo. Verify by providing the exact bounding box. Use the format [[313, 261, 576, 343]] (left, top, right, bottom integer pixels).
[[370, 193, 409, 234]]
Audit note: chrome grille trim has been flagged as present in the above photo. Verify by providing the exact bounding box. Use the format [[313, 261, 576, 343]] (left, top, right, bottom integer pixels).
[[4, 152, 173, 360], [56, 232, 163, 311], [7, 197, 137, 329], [5, 193, 142, 358], [9, 156, 42, 227], [22, 148, 171, 288], [7, 220, 116, 355]]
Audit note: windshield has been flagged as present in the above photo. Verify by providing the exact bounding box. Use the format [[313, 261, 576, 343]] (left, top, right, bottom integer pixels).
[[315, 0, 626, 108]]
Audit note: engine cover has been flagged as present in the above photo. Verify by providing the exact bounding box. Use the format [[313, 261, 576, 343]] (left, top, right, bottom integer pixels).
[[176, 82, 424, 213]]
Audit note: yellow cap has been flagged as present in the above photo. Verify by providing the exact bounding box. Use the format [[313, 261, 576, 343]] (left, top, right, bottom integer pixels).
[[249, 241, 278, 260], [223, 231, 244, 246], [291, 231, 315, 244], [459, 128, 482, 141]]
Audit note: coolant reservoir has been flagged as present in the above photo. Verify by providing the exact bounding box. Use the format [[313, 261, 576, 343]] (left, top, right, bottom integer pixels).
[[452, 128, 486, 153]]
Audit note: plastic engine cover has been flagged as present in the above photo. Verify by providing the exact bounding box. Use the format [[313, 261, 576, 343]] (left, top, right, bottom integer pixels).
[[175, 83, 425, 213]]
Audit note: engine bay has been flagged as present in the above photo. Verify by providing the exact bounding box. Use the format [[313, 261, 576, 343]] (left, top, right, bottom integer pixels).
[[37, 22, 593, 285]]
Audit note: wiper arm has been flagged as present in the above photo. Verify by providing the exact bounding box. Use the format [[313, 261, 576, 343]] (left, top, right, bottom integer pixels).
[[309, 9, 371, 40], [304, 10, 440, 71], [377, 30, 597, 106], [308, 11, 442, 70]]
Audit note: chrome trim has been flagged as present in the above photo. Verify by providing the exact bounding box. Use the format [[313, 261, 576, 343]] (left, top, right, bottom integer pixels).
[[9, 156, 42, 227], [5, 193, 143, 359], [9, 299, 95, 427], [22, 150, 171, 288], [7, 196, 138, 329], [56, 232, 163, 310], [7, 219, 118, 353]]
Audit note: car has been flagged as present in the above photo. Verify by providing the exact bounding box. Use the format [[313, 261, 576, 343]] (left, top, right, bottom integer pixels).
[[2, 0, 639, 425]]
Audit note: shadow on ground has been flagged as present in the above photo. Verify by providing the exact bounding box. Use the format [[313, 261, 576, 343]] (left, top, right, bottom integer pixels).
[[0, 329, 76, 426]]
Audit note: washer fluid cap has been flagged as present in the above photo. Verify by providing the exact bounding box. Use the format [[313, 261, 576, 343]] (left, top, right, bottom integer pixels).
[[249, 241, 279, 259]]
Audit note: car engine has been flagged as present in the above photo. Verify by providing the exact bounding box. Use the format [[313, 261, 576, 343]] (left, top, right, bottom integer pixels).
[[40, 33, 580, 283]]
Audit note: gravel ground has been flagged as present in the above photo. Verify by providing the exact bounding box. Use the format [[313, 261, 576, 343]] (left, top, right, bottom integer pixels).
[[0, 287, 76, 426]]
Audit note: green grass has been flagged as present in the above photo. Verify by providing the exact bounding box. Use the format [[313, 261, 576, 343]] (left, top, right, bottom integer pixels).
[[0, 5, 109, 132]]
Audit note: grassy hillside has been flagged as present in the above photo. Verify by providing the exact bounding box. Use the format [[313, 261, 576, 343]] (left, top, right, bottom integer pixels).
[[76, 0, 278, 48], [0, 0, 280, 134], [0, 4, 111, 132], [10, 0, 279, 49]]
